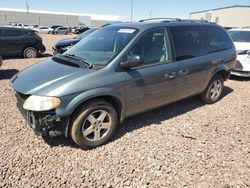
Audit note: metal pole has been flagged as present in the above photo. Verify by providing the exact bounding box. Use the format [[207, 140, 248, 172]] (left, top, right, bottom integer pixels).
[[26, 0, 29, 14], [5, 15, 7, 24], [130, 0, 134, 22]]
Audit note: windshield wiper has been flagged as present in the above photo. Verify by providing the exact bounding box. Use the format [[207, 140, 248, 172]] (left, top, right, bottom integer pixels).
[[62, 54, 93, 69]]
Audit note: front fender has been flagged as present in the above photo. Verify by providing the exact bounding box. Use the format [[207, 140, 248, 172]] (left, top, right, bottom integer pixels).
[[55, 87, 125, 117]]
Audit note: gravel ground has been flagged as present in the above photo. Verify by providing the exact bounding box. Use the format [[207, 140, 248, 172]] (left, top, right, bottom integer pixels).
[[0, 34, 250, 187]]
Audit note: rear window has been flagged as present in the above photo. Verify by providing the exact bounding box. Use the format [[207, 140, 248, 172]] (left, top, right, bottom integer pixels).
[[228, 30, 250, 43], [205, 26, 233, 53], [169, 26, 207, 61]]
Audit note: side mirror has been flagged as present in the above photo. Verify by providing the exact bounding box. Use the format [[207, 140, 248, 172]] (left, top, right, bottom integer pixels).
[[120, 54, 143, 68]]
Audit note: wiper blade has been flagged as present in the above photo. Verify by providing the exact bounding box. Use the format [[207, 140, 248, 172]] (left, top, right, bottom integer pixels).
[[63, 54, 93, 68]]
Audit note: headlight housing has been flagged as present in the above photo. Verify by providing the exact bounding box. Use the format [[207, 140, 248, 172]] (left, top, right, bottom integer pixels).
[[23, 95, 61, 111]]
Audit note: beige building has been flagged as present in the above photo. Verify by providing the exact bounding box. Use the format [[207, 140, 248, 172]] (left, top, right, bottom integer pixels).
[[0, 8, 120, 27], [190, 5, 250, 28]]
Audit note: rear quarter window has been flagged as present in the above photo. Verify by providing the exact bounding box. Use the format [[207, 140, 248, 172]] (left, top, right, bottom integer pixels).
[[169, 26, 207, 61], [205, 26, 233, 53]]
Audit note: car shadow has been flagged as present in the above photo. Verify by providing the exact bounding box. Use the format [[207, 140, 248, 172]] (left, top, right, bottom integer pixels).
[[39, 53, 53, 58], [43, 135, 79, 149], [43, 86, 233, 149], [113, 86, 234, 142], [0, 69, 19, 80], [2, 53, 52, 60]]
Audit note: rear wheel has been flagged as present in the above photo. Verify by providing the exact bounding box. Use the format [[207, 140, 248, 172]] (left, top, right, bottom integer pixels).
[[70, 100, 118, 149], [23, 47, 38, 58], [201, 74, 224, 104]]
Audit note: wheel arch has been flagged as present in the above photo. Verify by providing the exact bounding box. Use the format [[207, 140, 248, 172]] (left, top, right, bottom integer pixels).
[[212, 65, 230, 81], [63, 94, 124, 138]]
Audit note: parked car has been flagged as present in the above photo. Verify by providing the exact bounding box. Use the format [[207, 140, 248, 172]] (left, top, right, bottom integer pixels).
[[11, 19, 236, 149], [0, 55, 2, 67], [53, 28, 98, 54], [53, 27, 71, 35], [228, 28, 250, 77], [6, 23, 24, 28], [33, 26, 53, 34], [0, 27, 46, 58], [73, 27, 89, 34]]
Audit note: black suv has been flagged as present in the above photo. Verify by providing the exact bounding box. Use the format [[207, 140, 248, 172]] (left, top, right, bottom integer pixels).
[[11, 19, 236, 149], [53, 28, 98, 54], [0, 27, 46, 58]]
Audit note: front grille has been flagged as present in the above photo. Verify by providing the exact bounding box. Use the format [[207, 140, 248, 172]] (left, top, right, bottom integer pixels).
[[234, 60, 243, 71]]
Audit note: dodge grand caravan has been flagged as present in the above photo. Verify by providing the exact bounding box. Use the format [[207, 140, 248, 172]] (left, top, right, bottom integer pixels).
[[11, 19, 236, 149]]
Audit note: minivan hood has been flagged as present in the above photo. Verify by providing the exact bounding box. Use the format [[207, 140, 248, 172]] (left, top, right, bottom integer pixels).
[[234, 42, 250, 51], [11, 58, 93, 95]]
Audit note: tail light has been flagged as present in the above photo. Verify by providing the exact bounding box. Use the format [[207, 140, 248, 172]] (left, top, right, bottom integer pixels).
[[233, 51, 237, 68], [234, 51, 237, 61]]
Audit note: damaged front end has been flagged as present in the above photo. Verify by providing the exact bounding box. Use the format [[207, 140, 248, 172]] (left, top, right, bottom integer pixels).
[[15, 92, 69, 137]]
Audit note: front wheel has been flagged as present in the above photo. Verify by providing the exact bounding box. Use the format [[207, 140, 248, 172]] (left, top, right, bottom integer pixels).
[[201, 74, 224, 104], [70, 100, 118, 149]]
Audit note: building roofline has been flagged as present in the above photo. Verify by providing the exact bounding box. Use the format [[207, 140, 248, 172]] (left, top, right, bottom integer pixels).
[[0, 7, 120, 21], [190, 5, 250, 14]]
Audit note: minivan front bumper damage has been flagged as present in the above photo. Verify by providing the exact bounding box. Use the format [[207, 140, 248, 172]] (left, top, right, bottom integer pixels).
[[15, 92, 69, 137], [25, 111, 69, 137]]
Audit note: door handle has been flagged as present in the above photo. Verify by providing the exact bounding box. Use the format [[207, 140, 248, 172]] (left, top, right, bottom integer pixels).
[[164, 72, 176, 80], [178, 69, 189, 76], [212, 58, 224, 65]]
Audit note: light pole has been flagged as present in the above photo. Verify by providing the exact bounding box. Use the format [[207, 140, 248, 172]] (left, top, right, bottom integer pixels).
[[5, 14, 7, 24], [130, 0, 134, 22], [26, 0, 30, 25]]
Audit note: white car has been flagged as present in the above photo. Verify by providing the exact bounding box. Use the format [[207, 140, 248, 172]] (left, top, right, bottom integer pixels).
[[5, 23, 24, 28], [33, 26, 53, 34], [229, 28, 250, 77]]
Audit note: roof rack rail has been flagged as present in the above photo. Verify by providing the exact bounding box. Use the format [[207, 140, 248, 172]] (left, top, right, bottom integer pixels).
[[181, 19, 208, 22], [139, 18, 182, 22]]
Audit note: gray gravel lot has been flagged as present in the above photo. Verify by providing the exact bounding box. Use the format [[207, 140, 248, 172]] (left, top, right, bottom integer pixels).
[[0, 34, 249, 187]]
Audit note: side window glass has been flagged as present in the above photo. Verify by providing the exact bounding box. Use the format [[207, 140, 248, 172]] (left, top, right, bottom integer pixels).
[[3, 30, 21, 37], [0, 29, 3, 37], [206, 26, 233, 53], [128, 28, 172, 65], [170, 26, 206, 61]]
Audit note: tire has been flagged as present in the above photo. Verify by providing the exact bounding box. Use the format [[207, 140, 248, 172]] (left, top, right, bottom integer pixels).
[[70, 100, 118, 149], [201, 74, 224, 104], [23, 47, 38, 58]]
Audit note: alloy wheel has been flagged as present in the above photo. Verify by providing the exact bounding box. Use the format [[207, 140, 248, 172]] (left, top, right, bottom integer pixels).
[[210, 80, 222, 100], [82, 110, 112, 142]]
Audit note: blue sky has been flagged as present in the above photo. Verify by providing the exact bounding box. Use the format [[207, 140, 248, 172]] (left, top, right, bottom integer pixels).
[[0, 0, 249, 21]]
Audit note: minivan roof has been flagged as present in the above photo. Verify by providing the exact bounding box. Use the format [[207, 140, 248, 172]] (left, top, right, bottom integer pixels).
[[105, 19, 218, 30]]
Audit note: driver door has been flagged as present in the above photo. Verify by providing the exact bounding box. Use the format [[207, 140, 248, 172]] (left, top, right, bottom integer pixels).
[[124, 27, 181, 116]]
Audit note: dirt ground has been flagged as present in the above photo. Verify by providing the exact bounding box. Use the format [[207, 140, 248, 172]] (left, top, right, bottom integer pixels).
[[0, 34, 249, 187]]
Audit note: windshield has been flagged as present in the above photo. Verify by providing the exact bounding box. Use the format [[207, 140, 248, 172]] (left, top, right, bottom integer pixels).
[[229, 30, 250, 43], [64, 26, 138, 66], [76, 28, 98, 39]]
